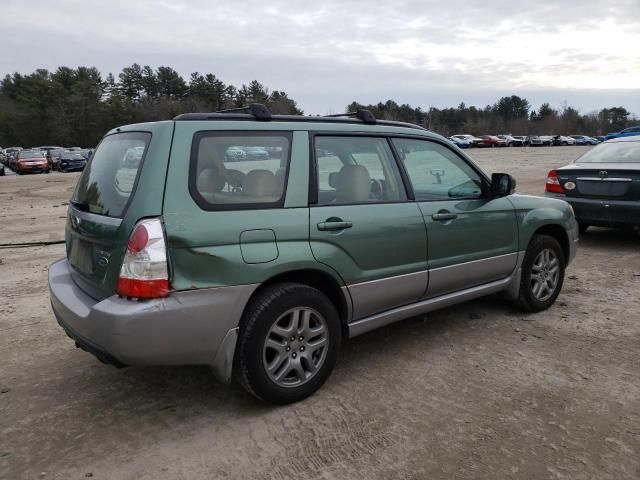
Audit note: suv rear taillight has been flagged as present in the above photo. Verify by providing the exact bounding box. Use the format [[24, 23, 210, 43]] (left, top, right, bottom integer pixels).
[[116, 218, 169, 299], [545, 170, 564, 194]]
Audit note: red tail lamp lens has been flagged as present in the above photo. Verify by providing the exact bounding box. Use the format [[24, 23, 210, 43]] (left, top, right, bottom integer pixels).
[[127, 225, 148, 253]]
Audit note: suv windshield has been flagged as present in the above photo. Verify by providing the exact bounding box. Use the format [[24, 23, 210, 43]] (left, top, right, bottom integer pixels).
[[72, 132, 150, 217], [577, 141, 640, 164]]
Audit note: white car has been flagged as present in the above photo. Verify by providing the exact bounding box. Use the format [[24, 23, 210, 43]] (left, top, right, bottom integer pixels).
[[225, 146, 247, 162], [553, 135, 576, 146], [452, 134, 482, 146]]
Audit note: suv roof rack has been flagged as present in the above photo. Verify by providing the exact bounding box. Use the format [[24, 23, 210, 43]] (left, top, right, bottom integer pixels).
[[324, 109, 377, 125], [324, 108, 377, 125], [214, 103, 272, 121], [173, 103, 427, 131]]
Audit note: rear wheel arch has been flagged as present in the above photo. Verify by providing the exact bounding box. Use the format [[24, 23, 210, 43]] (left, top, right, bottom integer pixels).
[[241, 269, 351, 336]]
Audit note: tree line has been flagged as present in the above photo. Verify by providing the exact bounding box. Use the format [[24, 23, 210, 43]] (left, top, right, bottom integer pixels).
[[0, 64, 636, 147], [0, 64, 302, 147], [347, 97, 636, 137]]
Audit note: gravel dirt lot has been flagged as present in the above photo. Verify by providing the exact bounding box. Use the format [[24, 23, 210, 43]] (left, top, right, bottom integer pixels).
[[1, 146, 639, 480]]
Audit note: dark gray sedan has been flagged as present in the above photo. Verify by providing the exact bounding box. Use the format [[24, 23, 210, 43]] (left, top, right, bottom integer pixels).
[[545, 137, 640, 233]]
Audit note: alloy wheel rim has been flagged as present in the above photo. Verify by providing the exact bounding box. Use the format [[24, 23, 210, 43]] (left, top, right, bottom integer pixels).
[[263, 307, 329, 388], [530, 248, 559, 301]]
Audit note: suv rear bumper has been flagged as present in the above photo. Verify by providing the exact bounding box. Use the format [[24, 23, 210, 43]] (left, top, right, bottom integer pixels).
[[48, 259, 258, 383]]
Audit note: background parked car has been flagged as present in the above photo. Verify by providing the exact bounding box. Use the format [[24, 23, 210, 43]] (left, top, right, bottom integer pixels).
[[448, 136, 471, 149], [525, 135, 543, 146], [225, 146, 247, 161], [57, 151, 86, 172], [511, 135, 527, 146], [14, 150, 49, 174], [604, 125, 640, 141], [545, 136, 639, 233], [243, 146, 270, 160], [3, 147, 22, 169], [570, 135, 599, 145], [38, 146, 64, 154], [477, 135, 507, 148], [552, 135, 576, 146], [539, 135, 554, 146], [6, 148, 23, 170], [47, 148, 67, 168], [497, 134, 523, 146], [451, 134, 482, 146]]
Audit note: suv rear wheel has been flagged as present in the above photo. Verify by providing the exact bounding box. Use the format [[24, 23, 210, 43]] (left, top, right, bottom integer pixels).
[[235, 282, 341, 404], [516, 234, 565, 312]]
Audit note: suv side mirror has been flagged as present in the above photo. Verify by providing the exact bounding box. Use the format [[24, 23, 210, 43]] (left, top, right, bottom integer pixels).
[[490, 173, 516, 197]]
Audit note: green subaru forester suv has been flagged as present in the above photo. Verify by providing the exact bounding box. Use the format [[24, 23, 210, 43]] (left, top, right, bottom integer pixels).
[[49, 105, 578, 404]]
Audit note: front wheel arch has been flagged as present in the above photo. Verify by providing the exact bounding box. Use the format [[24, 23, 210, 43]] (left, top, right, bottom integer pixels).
[[529, 224, 570, 263], [516, 234, 566, 312]]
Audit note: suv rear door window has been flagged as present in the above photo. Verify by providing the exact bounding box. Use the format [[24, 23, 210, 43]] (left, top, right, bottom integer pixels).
[[314, 136, 406, 205], [72, 131, 150, 218], [190, 132, 291, 210]]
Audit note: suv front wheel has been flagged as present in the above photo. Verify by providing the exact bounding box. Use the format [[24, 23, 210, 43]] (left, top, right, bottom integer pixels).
[[517, 234, 566, 312], [235, 283, 341, 404]]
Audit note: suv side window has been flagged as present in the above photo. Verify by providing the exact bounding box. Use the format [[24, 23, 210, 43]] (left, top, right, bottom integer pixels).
[[392, 138, 483, 200], [314, 136, 406, 205], [190, 132, 291, 210]]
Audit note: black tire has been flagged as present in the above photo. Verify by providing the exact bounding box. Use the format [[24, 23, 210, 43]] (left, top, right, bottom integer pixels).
[[516, 234, 566, 312], [578, 223, 589, 234], [235, 282, 342, 404]]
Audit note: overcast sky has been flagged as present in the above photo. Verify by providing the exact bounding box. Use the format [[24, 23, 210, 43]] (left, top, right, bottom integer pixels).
[[1, 0, 639, 115]]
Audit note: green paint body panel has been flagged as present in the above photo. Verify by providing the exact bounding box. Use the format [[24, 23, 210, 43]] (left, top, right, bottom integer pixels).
[[508, 194, 579, 251], [68, 117, 578, 307], [417, 197, 518, 270], [309, 202, 427, 284]]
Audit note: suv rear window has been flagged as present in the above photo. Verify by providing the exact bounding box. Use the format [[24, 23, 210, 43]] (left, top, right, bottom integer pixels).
[[189, 132, 291, 210], [72, 132, 150, 218]]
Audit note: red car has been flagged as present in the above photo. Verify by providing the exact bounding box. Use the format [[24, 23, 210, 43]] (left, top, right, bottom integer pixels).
[[477, 135, 507, 148], [14, 150, 50, 174]]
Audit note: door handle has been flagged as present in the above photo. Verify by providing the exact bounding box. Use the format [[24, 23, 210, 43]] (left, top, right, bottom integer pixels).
[[432, 212, 458, 221], [317, 220, 353, 231]]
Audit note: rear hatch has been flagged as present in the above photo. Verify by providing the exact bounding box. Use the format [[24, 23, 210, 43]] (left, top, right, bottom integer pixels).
[[67, 131, 153, 300]]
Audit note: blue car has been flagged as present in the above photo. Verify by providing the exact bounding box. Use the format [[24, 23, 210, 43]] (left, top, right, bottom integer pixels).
[[448, 136, 471, 149], [604, 125, 640, 141]]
